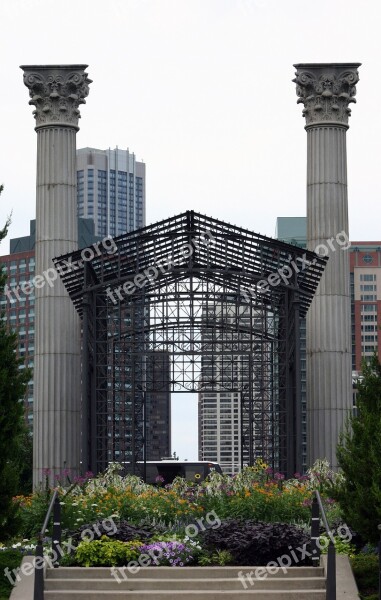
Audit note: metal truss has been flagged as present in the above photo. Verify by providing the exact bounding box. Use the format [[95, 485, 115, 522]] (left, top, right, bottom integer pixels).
[[54, 211, 326, 478]]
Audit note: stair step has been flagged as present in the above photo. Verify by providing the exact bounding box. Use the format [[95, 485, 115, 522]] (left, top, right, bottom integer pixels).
[[43, 591, 327, 600], [46, 566, 325, 579], [44, 576, 326, 591]]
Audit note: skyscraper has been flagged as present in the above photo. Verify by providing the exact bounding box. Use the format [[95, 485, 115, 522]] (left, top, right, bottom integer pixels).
[[77, 147, 146, 237], [198, 302, 273, 474]]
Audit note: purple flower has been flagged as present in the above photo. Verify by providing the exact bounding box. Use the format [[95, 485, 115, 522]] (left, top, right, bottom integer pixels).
[[274, 472, 285, 480], [155, 475, 165, 483], [74, 475, 86, 484]]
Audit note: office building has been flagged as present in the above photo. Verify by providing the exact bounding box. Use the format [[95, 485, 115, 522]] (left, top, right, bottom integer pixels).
[[77, 147, 146, 237], [350, 243, 381, 370], [198, 302, 273, 475]]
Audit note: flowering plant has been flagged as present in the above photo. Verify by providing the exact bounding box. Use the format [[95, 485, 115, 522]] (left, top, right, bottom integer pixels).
[[139, 540, 196, 566]]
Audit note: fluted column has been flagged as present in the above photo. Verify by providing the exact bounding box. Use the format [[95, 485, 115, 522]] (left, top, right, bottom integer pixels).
[[21, 65, 91, 486], [293, 63, 360, 468]]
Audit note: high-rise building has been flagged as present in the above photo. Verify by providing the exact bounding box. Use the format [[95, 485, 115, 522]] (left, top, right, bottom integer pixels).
[[198, 302, 273, 475], [350, 243, 381, 370], [77, 147, 146, 237]]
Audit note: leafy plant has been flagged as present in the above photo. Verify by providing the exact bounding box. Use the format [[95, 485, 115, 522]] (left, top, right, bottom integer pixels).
[[198, 548, 233, 566], [0, 193, 32, 538], [75, 536, 142, 567], [0, 549, 23, 599], [68, 519, 152, 546], [319, 535, 356, 556], [335, 354, 381, 544], [200, 518, 311, 566], [350, 553, 379, 599]]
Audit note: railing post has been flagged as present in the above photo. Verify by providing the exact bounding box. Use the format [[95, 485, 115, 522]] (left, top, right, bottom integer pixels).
[[33, 535, 44, 600], [311, 494, 320, 567], [52, 495, 62, 567], [378, 524, 381, 600], [326, 540, 336, 600]]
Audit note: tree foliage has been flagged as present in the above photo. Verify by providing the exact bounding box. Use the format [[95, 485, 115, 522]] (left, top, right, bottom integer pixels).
[[0, 185, 32, 536], [335, 353, 381, 544]]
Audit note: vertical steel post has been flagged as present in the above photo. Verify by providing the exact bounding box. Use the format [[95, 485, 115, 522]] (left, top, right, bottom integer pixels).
[[33, 535, 44, 600], [52, 496, 61, 567], [326, 540, 337, 600], [311, 495, 320, 567], [378, 524, 381, 600]]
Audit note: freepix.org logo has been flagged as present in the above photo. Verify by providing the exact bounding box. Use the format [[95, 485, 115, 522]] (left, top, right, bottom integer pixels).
[[105, 229, 216, 304]]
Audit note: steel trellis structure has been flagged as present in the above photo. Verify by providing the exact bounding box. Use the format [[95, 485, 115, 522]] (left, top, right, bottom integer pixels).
[[54, 210, 326, 478]]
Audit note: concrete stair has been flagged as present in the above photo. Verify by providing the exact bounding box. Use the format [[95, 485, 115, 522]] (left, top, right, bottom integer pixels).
[[43, 566, 327, 599]]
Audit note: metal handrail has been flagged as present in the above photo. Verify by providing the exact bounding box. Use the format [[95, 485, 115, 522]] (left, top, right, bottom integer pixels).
[[34, 490, 62, 600], [378, 524, 381, 600], [311, 490, 336, 600]]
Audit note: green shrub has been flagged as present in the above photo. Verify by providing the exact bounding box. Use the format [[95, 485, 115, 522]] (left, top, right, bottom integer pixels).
[[350, 553, 379, 599], [75, 537, 142, 567], [335, 355, 381, 544], [0, 549, 23, 599]]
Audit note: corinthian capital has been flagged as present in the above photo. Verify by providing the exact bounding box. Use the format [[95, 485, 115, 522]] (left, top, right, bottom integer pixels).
[[293, 63, 361, 127], [20, 64, 92, 130]]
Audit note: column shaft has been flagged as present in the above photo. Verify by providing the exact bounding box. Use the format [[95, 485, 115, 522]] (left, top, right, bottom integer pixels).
[[33, 127, 80, 484], [306, 125, 352, 467]]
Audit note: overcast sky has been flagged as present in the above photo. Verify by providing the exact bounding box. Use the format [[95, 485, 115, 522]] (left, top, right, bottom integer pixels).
[[1, 0, 380, 461]]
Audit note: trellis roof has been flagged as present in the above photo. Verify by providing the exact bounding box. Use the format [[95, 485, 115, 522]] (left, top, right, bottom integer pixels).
[[53, 210, 327, 318]]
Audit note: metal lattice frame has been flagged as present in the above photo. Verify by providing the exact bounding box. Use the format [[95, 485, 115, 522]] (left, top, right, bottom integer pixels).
[[54, 211, 326, 477]]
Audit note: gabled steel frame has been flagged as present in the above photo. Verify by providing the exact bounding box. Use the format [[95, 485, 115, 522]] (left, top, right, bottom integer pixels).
[[54, 211, 326, 478]]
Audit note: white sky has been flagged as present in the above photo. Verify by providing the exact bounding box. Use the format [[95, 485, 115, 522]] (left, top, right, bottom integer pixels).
[[1, 0, 380, 460]]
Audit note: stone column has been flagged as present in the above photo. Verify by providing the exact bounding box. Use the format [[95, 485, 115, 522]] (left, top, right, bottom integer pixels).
[[20, 65, 91, 486], [293, 63, 360, 469]]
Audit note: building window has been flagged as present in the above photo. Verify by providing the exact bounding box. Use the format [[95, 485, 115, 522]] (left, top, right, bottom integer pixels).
[[361, 304, 377, 312], [363, 254, 374, 264]]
